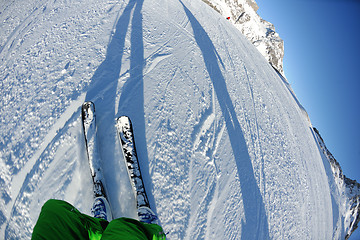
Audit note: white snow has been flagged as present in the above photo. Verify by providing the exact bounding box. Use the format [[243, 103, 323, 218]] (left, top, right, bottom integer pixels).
[[0, 0, 353, 239]]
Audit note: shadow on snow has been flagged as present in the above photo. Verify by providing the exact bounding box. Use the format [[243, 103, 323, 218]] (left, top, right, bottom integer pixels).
[[180, 1, 270, 239], [85, 0, 270, 237], [84, 0, 156, 218]]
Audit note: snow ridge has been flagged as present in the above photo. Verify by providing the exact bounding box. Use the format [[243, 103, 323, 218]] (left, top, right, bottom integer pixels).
[[201, 0, 285, 75], [313, 128, 360, 239]]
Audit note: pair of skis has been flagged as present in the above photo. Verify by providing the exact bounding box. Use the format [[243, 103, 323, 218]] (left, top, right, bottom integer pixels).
[[81, 101, 152, 222]]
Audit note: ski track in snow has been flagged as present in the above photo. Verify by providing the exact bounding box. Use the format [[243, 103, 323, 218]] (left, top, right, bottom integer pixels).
[[0, 0, 340, 239]]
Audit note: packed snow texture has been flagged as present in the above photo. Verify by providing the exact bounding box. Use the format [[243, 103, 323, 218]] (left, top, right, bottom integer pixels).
[[0, 0, 356, 239]]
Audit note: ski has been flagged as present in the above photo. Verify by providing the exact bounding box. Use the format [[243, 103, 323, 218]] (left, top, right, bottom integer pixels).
[[115, 116, 160, 225], [81, 101, 112, 221], [115, 116, 150, 209]]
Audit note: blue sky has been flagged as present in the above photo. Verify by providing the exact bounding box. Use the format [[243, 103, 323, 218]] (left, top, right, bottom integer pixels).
[[255, 0, 360, 185]]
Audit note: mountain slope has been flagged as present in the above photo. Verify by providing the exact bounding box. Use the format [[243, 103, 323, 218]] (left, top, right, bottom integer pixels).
[[0, 0, 347, 238], [313, 128, 360, 239], [200, 0, 285, 75]]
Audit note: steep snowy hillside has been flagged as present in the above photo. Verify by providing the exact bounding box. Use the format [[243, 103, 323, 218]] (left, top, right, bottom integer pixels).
[[201, 0, 284, 75], [313, 128, 360, 239], [0, 0, 355, 239]]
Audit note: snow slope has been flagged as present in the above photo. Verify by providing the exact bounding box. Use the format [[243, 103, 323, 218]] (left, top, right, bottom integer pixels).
[[201, 0, 285, 75], [0, 0, 347, 238]]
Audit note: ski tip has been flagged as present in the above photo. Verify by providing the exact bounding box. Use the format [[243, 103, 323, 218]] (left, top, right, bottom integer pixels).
[[115, 116, 134, 134], [82, 102, 95, 113], [116, 116, 132, 125], [82, 101, 95, 109], [82, 101, 96, 122], [116, 115, 130, 120]]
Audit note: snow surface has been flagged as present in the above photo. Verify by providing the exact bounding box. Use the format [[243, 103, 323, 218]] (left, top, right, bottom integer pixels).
[[0, 0, 344, 238]]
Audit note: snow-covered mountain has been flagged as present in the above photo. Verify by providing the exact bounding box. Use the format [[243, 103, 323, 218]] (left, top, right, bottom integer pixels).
[[201, 0, 284, 75], [0, 0, 358, 239], [313, 128, 360, 239]]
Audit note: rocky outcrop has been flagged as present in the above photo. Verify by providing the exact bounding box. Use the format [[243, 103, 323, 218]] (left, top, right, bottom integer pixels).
[[202, 0, 285, 76]]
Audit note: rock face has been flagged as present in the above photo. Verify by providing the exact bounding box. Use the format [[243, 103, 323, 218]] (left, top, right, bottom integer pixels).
[[313, 128, 360, 239], [202, 0, 285, 75]]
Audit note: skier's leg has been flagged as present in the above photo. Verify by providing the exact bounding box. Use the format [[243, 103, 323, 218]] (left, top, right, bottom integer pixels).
[[32, 199, 108, 240], [102, 217, 166, 240]]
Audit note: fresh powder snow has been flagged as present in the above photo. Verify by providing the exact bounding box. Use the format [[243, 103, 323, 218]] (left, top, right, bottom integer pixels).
[[0, 0, 357, 239]]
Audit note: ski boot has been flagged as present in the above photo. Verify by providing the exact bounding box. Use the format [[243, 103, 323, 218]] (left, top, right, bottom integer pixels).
[[91, 196, 112, 221], [138, 206, 160, 225]]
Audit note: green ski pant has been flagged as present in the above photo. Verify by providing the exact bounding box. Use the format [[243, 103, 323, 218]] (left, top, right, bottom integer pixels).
[[32, 199, 166, 240]]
